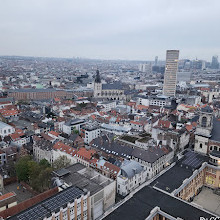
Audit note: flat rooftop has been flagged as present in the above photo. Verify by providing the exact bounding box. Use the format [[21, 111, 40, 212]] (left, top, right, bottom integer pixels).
[[54, 163, 112, 195], [104, 186, 213, 220], [4, 182, 34, 203], [151, 150, 209, 193]]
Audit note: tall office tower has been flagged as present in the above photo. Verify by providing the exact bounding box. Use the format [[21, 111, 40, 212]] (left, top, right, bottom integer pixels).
[[155, 56, 158, 66], [201, 60, 206, 70], [163, 50, 179, 97], [211, 55, 219, 69]]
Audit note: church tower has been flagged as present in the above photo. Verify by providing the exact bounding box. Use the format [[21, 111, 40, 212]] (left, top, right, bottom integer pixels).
[[94, 70, 102, 98], [194, 106, 213, 154]]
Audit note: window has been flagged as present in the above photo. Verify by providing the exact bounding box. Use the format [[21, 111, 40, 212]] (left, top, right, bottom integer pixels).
[[55, 216, 60, 220], [200, 143, 202, 149], [83, 200, 87, 207], [201, 116, 207, 127], [77, 203, 81, 211], [83, 211, 87, 217], [206, 176, 215, 185], [70, 207, 74, 215]]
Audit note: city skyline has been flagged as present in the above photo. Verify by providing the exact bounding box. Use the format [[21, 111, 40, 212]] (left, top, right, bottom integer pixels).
[[0, 0, 220, 61]]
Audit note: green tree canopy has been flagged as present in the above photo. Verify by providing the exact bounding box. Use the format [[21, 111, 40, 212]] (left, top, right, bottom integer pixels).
[[53, 156, 71, 170], [16, 156, 53, 192], [15, 156, 32, 182], [39, 159, 51, 168]]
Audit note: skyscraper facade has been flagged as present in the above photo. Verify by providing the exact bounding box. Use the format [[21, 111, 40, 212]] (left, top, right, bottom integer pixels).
[[211, 55, 219, 69], [163, 50, 179, 97], [155, 56, 158, 66]]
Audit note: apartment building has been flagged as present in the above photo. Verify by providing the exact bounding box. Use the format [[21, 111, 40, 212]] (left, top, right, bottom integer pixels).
[[9, 186, 90, 220], [81, 123, 101, 144], [0, 122, 15, 138], [117, 160, 147, 196]]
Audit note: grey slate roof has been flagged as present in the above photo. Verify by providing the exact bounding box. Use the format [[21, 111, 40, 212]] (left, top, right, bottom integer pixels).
[[102, 82, 124, 90], [92, 135, 133, 159], [131, 147, 166, 163], [121, 160, 143, 179], [210, 150, 220, 158], [65, 118, 85, 126], [201, 105, 213, 113], [92, 135, 170, 164], [210, 117, 220, 143], [69, 133, 79, 142]]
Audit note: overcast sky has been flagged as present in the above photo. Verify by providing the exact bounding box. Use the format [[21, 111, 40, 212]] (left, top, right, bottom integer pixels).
[[0, 0, 219, 61]]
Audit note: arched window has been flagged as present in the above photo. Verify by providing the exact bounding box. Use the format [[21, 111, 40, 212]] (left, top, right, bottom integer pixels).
[[214, 146, 217, 151], [200, 143, 203, 148], [210, 146, 213, 151], [201, 116, 207, 127]]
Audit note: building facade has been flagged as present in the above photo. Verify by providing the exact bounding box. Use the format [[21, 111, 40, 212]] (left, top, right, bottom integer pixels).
[[117, 160, 147, 196], [93, 70, 125, 100], [163, 50, 179, 97], [0, 122, 15, 138]]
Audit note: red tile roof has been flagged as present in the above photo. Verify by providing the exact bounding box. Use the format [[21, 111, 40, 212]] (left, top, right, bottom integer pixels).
[[136, 105, 149, 110], [48, 131, 59, 137], [90, 114, 96, 120], [0, 109, 18, 117], [130, 120, 142, 125], [104, 162, 120, 174], [0, 192, 16, 201], [185, 124, 193, 132], [53, 142, 75, 156], [40, 133, 54, 141], [54, 97, 61, 102], [10, 133, 21, 141], [76, 147, 96, 161], [157, 120, 171, 129]]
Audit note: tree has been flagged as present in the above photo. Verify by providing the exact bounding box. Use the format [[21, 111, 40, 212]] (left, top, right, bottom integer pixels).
[[15, 156, 32, 182], [38, 167, 53, 192], [5, 160, 16, 177], [72, 129, 79, 134], [53, 156, 71, 170], [15, 156, 53, 192], [39, 159, 51, 168]]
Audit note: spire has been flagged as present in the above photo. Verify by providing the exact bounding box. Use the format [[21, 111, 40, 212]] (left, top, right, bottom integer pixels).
[[95, 69, 101, 83]]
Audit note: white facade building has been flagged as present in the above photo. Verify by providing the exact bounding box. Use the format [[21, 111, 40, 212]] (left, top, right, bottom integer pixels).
[[63, 119, 85, 135], [117, 160, 147, 196], [81, 123, 101, 144], [0, 122, 15, 138], [98, 101, 117, 112]]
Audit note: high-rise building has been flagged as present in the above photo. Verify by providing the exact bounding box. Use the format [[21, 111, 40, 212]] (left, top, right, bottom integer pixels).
[[163, 50, 179, 97], [211, 55, 219, 69], [138, 63, 152, 73], [155, 56, 158, 66]]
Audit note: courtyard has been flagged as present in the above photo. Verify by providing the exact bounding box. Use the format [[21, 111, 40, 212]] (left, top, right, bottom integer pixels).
[[192, 187, 220, 216]]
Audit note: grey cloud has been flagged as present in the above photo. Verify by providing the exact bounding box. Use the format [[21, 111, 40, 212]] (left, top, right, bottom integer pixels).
[[0, 0, 219, 60]]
